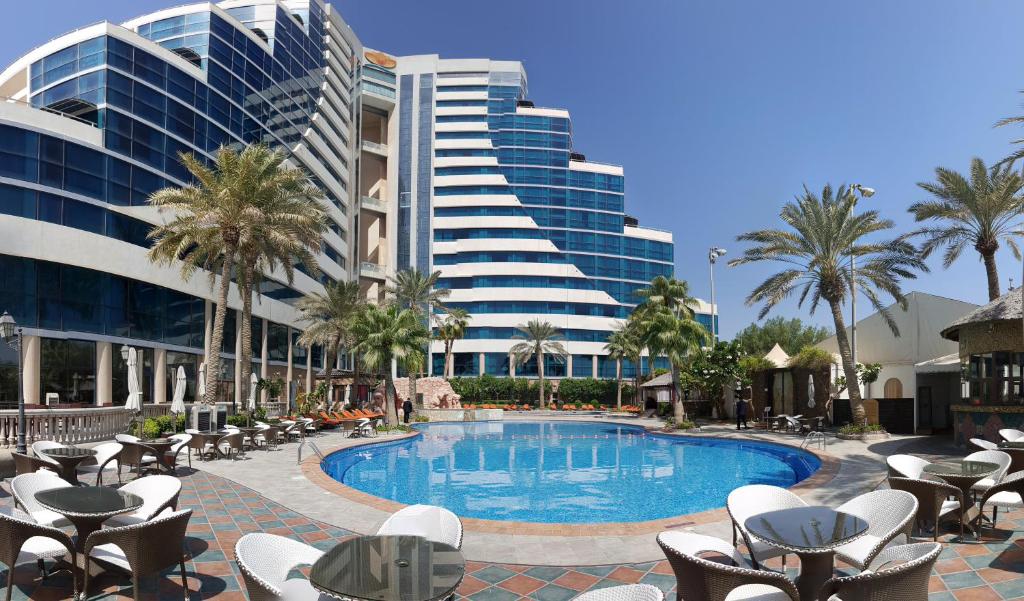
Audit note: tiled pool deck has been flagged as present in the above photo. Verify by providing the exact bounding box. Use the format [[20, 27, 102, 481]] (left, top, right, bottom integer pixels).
[[3, 425, 1024, 600]]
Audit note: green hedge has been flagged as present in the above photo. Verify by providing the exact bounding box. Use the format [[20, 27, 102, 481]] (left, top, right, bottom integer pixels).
[[449, 376, 632, 405], [141, 414, 186, 438]]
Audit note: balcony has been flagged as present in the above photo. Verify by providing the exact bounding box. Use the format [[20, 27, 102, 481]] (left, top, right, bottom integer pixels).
[[361, 140, 388, 156], [360, 261, 386, 280], [361, 195, 386, 214]]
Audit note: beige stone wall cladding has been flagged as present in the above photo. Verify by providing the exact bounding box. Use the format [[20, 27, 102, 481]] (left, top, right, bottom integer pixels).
[[958, 320, 1024, 359], [392, 377, 462, 408]]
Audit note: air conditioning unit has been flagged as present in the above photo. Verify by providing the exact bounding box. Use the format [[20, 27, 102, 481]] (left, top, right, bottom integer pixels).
[[45, 393, 59, 406]]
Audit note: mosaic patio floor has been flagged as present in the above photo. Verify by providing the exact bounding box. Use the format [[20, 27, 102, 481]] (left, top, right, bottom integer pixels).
[[3, 466, 1024, 600]]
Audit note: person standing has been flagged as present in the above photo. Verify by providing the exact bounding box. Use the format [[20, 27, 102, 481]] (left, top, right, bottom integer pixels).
[[402, 398, 413, 424], [735, 396, 749, 430]]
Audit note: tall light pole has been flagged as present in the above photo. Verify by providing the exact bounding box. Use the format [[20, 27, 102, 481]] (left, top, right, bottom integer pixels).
[[0, 311, 26, 454], [709, 247, 727, 343], [846, 184, 875, 379]]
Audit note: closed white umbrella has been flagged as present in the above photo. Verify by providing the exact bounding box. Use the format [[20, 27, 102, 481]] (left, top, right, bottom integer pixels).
[[197, 362, 206, 401], [807, 374, 816, 409], [171, 365, 187, 415], [125, 347, 141, 412], [248, 372, 259, 411]]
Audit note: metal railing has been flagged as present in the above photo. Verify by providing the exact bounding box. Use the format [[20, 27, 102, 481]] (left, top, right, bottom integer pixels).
[[0, 95, 99, 128]]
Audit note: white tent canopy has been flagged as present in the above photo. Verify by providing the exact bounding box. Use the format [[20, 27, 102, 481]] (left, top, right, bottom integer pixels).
[[763, 344, 791, 368]]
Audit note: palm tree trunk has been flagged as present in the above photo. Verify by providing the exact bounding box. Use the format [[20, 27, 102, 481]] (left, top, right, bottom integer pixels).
[[351, 354, 361, 407], [444, 341, 453, 379], [538, 350, 546, 409], [828, 298, 864, 423], [323, 343, 336, 409], [616, 359, 623, 410], [671, 364, 685, 422], [384, 369, 399, 426], [983, 251, 1001, 301], [205, 250, 235, 405], [239, 266, 254, 425]]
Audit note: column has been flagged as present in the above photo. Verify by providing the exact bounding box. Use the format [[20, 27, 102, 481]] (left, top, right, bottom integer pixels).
[[566, 354, 573, 378], [96, 342, 112, 406], [234, 313, 243, 408], [592, 356, 599, 379], [154, 348, 167, 404], [285, 327, 294, 407], [478, 353, 485, 376], [22, 334, 40, 404]]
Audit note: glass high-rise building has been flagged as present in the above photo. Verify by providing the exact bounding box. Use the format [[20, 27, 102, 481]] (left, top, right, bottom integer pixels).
[[0, 0, 709, 407]]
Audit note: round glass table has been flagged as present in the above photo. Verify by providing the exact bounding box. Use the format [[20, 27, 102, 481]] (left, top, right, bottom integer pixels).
[[143, 438, 176, 471], [309, 535, 465, 601], [922, 459, 999, 534], [745, 506, 868, 601], [35, 486, 143, 550], [39, 446, 97, 485]]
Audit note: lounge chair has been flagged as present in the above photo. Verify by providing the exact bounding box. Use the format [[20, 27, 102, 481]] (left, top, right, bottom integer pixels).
[[888, 477, 964, 541], [376, 504, 464, 549], [833, 489, 918, 570], [656, 531, 799, 601], [726, 484, 805, 569], [235, 532, 326, 601], [819, 542, 941, 601]]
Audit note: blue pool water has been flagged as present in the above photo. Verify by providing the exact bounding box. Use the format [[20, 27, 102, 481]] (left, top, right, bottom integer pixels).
[[321, 421, 821, 523]]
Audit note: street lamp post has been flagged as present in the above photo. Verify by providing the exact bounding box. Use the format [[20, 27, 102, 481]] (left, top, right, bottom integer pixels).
[[0, 311, 26, 454], [708, 247, 727, 343], [846, 184, 875, 385]]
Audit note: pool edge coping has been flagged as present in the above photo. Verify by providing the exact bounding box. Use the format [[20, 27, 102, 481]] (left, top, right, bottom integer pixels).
[[300, 423, 841, 537]]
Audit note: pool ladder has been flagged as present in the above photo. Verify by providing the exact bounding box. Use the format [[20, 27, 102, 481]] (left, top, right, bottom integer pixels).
[[800, 431, 826, 450], [297, 440, 325, 465]]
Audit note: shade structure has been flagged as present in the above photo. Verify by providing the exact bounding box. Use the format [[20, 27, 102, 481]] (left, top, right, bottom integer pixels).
[[248, 372, 258, 411], [197, 362, 206, 400], [807, 374, 815, 408], [125, 347, 141, 412], [171, 365, 187, 415]]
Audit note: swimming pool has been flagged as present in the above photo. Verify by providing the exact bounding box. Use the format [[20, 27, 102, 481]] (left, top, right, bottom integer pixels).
[[320, 421, 821, 523]]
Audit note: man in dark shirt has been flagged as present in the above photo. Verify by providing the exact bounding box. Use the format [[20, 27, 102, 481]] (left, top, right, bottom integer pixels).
[[402, 398, 413, 424], [735, 397, 749, 430]]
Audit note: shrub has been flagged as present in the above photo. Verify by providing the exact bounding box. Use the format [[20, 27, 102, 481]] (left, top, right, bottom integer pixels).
[[414, 415, 430, 422], [663, 417, 697, 431], [226, 414, 249, 427], [142, 418, 162, 439], [788, 346, 834, 370], [838, 423, 885, 435]]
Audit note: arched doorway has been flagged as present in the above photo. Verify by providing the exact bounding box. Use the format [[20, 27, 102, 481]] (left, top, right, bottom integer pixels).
[[883, 377, 903, 398]]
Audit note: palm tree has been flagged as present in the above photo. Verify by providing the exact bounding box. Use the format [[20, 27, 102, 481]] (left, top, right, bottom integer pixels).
[[635, 276, 698, 319], [642, 308, 708, 421], [296, 281, 365, 404], [730, 184, 926, 423], [351, 303, 430, 425], [386, 269, 451, 407], [509, 320, 568, 409], [437, 308, 470, 378], [605, 321, 644, 410], [909, 157, 1024, 301]]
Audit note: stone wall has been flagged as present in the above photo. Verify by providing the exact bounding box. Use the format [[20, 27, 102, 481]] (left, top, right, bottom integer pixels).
[[392, 377, 462, 409]]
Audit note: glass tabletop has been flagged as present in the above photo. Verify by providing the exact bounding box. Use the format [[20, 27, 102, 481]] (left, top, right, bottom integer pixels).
[[35, 486, 143, 517], [744, 506, 868, 552], [40, 447, 97, 459], [310, 535, 465, 601], [922, 460, 1000, 477]]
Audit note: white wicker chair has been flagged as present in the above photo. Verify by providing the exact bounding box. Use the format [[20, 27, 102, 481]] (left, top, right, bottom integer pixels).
[[820, 542, 941, 601], [30, 440, 64, 469], [978, 469, 1024, 525], [164, 434, 192, 471], [833, 489, 918, 570], [966, 450, 1012, 496], [10, 473, 72, 528], [235, 532, 328, 601], [886, 455, 931, 480], [726, 484, 806, 569], [376, 504, 464, 549], [656, 532, 798, 601], [103, 475, 182, 528], [572, 584, 664, 601], [969, 437, 998, 451], [999, 428, 1024, 442], [0, 506, 77, 601], [75, 442, 123, 486]]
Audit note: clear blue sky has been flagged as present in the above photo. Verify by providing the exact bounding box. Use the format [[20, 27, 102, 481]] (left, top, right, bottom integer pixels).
[[7, 1, 1024, 338]]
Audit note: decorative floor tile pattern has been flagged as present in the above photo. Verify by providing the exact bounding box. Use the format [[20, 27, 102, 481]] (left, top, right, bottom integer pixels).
[[4, 467, 1024, 600]]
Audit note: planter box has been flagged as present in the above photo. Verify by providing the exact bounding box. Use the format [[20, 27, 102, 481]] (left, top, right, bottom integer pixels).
[[473, 409, 503, 422], [836, 431, 890, 441], [420, 408, 465, 422]]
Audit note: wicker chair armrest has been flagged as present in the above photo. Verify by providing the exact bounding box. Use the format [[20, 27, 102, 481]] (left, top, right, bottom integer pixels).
[[97, 448, 123, 472], [734, 569, 800, 601], [980, 470, 1024, 509]]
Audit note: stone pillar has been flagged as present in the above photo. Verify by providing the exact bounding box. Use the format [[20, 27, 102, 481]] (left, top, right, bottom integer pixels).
[[566, 354, 573, 378], [234, 313, 243, 408], [478, 353, 485, 376], [592, 355, 599, 379], [260, 318, 269, 402], [22, 334, 40, 404], [96, 342, 112, 406], [508, 352, 515, 377], [154, 348, 167, 404], [285, 327, 294, 407]]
